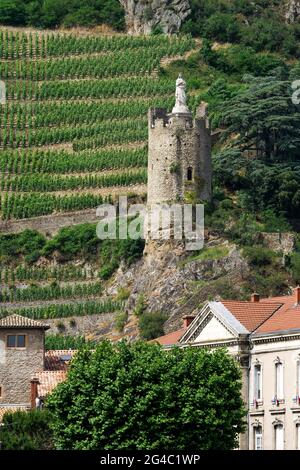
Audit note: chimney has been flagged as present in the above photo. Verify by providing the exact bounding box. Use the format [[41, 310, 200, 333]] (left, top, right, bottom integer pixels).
[[183, 315, 195, 329], [30, 378, 39, 409], [295, 286, 300, 305], [251, 293, 260, 303]]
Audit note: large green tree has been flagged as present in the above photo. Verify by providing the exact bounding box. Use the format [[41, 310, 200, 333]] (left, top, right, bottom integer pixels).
[[47, 341, 245, 450], [220, 73, 300, 161]]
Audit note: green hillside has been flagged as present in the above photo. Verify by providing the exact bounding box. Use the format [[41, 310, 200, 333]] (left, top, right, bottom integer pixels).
[[1, 24, 300, 336], [0, 29, 198, 220]]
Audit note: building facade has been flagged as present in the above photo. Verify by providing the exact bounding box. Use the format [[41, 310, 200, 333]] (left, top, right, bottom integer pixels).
[[0, 314, 74, 420], [156, 287, 300, 450]]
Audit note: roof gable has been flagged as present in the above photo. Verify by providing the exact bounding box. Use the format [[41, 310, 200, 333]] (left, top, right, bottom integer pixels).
[[0, 314, 50, 330], [180, 301, 248, 344], [192, 315, 234, 343]]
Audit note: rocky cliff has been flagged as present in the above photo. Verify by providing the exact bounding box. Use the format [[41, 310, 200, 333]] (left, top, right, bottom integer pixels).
[[285, 0, 300, 22], [108, 237, 250, 338], [119, 0, 191, 34], [119, 0, 300, 35]]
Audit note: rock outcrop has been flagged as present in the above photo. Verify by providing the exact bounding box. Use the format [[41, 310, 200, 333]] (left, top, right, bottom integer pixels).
[[109, 237, 250, 337], [119, 0, 191, 34], [285, 0, 300, 23]]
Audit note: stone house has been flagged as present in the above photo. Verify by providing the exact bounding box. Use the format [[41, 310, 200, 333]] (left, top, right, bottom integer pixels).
[[0, 314, 74, 421], [155, 287, 300, 450]]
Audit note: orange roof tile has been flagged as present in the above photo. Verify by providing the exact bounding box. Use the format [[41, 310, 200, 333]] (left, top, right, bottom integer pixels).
[[45, 350, 77, 371], [254, 302, 300, 334], [153, 289, 300, 346], [222, 300, 283, 332], [33, 371, 67, 397], [0, 314, 49, 329], [154, 328, 185, 346]]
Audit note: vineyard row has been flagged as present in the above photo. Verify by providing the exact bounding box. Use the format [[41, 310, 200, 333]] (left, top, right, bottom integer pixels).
[[0, 298, 123, 319], [0, 147, 147, 175]]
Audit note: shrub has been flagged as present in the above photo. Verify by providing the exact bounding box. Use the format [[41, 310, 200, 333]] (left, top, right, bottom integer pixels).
[[69, 318, 76, 328], [229, 213, 262, 246], [249, 272, 288, 297], [139, 312, 167, 340], [42, 223, 99, 261], [45, 334, 94, 350], [63, 7, 99, 28], [0, 0, 26, 25], [116, 287, 131, 301], [98, 263, 117, 280], [24, 250, 41, 265], [0, 229, 46, 261], [133, 294, 146, 316], [243, 246, 276, 267], [1, 410, 53, 450], [260, 209, 292, 233], [290, 252, 300, 283], [115, 311, 128, 332], [204, 13, 241, 43], [55, 321, 65, 332], [184, 245, 229, 264]]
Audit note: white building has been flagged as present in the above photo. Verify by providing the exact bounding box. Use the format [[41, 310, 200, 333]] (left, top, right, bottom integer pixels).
[[156, 287, 300, 450]]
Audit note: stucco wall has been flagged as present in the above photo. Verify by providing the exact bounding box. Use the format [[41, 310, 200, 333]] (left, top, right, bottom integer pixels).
[[0, 328, 44, 405], [249, 338, 300, 450]]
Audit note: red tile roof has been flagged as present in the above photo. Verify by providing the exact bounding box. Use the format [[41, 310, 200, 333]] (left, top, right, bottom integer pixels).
[[254, 293, 300, 334], [154, 328, 185, 346], [154, 289, 300, 346], [221, 300, 283, 332], [0, 314, 50, 329], [33, 371, 67, 397], [31, 350, 77, 397], [45, 350, 77, 371]]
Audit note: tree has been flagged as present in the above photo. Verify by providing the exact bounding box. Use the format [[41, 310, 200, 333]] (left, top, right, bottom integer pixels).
[[63, 6, 100, 28], [0, 410, 54, 450], [220, 74, 300, 161], [204, 12, 241, 43], [0, 0, 26, 25], [47, 341, 246, 450], [139, 311, 167, 340]]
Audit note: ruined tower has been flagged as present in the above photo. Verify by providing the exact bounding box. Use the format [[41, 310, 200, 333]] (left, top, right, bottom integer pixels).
[[147, 75, 212, 206]]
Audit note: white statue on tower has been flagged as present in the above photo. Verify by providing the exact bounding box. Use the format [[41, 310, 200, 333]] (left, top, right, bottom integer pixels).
[[172, 74, 191, 115]]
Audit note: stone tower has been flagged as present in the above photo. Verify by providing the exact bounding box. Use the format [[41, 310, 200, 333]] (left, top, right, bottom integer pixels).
[[147, 75, 212, 206]]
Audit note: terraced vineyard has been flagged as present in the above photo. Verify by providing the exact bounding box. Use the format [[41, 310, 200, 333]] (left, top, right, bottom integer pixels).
[[0, 29, 197, 221], [0, 29, 195, 335], [0, 220, 141, 333]]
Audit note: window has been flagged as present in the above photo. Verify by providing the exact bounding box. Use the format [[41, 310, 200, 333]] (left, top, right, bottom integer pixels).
[[6, 335, 26, 348], [297, 361, 300, 399], [254, 364, 262, 400], [254, 426, 263, 450], [275, 424, 284, 450], [187, 167, 193, 181], [275, 362, 284, 399]]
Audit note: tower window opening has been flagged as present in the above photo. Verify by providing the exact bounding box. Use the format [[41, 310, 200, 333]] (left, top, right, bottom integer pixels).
[[187, 167, 193, 181]]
